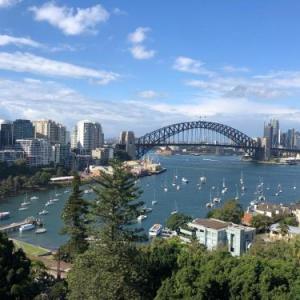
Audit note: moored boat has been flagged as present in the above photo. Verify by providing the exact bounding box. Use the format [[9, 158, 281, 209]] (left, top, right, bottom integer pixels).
[[149, 224, 163, 237], [19, 223, 35, 232]]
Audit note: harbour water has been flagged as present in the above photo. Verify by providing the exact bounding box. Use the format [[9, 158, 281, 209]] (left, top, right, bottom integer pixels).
[[1, 154, 300, 249]]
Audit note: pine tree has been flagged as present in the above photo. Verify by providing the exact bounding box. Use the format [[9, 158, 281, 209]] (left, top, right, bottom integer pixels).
[[92, 159, 146, 243], [68, 160, 147, 300], [61, 174, 89, 261]]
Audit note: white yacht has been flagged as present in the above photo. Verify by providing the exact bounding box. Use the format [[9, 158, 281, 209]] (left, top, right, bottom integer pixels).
[[240, 171, 244, 185], [19, 223, 35, 232], [176, 185, 181, 191], [164, 187, 168, 192], [137, 215, 147, 222], [171, 199, 178, 215], [35, 227, 47, 234], [45, 200, 54, 207], [152, 200, 157, 205], [149, 224, 163, 237], [21, 194, 30, 207], [0, 211, 10, 219], [18, 206, 28, 211], [30, 196, 39, 200], [38, 209, 48, 216], [206, 193, 214, 208]]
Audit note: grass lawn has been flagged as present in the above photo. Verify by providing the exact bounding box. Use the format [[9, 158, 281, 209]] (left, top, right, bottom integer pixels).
[[11, 239, 50, 257]]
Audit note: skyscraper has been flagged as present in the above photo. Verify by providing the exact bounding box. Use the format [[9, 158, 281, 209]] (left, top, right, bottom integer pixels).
[[13, 119, 34, 141], [74, 120, 104, 152], [33, 120, 67, 144], [0, 120, 13, 148], [270, 119, 280, 147]]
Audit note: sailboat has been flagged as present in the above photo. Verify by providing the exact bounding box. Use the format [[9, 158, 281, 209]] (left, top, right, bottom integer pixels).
[[21, 193, 30, 207], [240, 171, 244, 185], [213, 187, 221, 203], [235, 184, 239, 200], [152, 190, 158, 205], [206, 192, 214, 208], [221, 178, 228, 194], [171, 199, 178, 215]]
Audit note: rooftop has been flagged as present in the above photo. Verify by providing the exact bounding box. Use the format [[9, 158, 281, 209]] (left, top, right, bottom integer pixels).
[[255, 203, 290, 213], [190, 218, 229, 230]]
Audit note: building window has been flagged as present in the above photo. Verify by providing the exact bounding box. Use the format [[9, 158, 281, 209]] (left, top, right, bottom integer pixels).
[[230, 233, 235, 252]]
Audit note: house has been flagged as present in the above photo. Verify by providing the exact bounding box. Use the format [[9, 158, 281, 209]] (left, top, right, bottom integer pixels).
[[241, 212, 253, 226], [253, 203, 290, 218], [184, 218, 255, 256], [289, 203, 300, 224]]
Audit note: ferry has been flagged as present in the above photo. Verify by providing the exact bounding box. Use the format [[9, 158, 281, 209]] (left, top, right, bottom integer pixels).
[[149, 224, 163, 237], [19, 223, 35, 232], [0, 211, 10, 220]]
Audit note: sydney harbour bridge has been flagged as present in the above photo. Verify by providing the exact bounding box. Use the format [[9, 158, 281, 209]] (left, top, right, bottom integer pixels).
[[126, 120, 300, 160]]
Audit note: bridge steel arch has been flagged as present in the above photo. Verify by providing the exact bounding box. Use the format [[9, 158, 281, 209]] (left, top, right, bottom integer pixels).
[[135, 121, 258, 158]]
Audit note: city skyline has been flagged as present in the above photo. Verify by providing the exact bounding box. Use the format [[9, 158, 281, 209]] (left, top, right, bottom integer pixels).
[[1, 1, 300, 136]]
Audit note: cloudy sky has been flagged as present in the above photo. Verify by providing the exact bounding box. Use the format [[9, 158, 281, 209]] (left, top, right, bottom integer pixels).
[[1, 0, 300, 137]]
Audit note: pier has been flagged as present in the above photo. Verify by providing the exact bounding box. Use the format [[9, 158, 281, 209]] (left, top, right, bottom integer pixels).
[[0, 218, 35, 233]]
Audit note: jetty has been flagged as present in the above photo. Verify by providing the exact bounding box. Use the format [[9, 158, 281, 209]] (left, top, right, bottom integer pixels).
[[0, 217, 37, 233]]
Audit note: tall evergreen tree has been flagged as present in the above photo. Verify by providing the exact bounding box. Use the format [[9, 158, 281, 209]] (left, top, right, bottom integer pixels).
[[68, 160, 147, 300], [61, 174, 89, 261], [92, 159, 146, 243]]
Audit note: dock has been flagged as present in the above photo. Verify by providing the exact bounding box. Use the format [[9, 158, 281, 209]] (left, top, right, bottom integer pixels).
[[0, 218, 35, 233]]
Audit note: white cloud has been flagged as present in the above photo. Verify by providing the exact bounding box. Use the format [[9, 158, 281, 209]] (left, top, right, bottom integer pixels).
[[128, 27, 150, 44], [138, 90, 163, 99], [129, 45, 155, 60], [0, 0, 21, 8], [223, 65, 250, 73], [173, 56, 215, 76], [0, 52, 119, 85], [1, 78, 300, 137], [112, 8, 127, 16], [0, 34, 43, 48], [30, 2, 109, 35]]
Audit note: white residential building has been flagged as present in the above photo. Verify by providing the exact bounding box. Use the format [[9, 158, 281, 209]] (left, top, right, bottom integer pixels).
[[73, 120, 104, 152], [16, 138, 52, 167]]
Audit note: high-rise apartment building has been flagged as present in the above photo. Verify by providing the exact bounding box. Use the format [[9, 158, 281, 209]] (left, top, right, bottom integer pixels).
[[16, 138, 52, 167], [119, 131, 136, 159], [33, 120, 67, 144], [0, 120, 13, 148], [270, 119, 280, 147], [13, 119, 34, 141], [73, 120, 104, 152]]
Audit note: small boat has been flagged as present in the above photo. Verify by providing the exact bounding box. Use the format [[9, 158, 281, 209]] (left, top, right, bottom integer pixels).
[[211, 186, 216, 190], [18, 207, 28, 211], [35, 227, 47, 234], [38, 209, 48, 216], [164, 187, 168, 192], [213, 197, 221, 203], [0, 211, 10, 220], [45, 200, 54, 207], [21, 194, 30, 207], [293, 186, 297, 190], [30, 196, 39, 200], [235, 185, 239, 200], [149, 224, 163, 237], [206, 192, 214, 208], [19, 223, 35, 232], [240, 171, 244, 185], [171, 199, 178, 215], [84, 189, 93, 194], [176, 185, 180, 191], [250, 199, 258, 206], [258, 195, 265, 202], [152, 200, 157, 205], [221, 187, 228, 194], [64, 190, 70, 194], [143, 207, 153, 214], [137, 215, 147, 222], [241, 185, 246, 192], [51, 198, 59, 202], [200, 176, 207, 184], [182, 177, 189, 184]]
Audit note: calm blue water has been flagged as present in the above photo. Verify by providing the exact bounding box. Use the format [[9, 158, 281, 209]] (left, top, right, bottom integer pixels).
[[1, 154, 300, 249]]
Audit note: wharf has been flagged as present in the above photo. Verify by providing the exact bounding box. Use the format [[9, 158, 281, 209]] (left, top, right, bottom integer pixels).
[[0, 219, 32, 233]]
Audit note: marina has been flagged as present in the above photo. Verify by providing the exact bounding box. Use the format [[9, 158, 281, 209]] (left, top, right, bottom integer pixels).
[[1, 154, 300, 249]]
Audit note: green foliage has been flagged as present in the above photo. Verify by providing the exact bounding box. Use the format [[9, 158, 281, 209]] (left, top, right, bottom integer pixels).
[[165, 213, 192, 231], [0, 232, 32, 299], [67, 160, 147, 299], [207, 199, 243, 224], [155, 239, 300, 300], [60, 174, 89, 262], [251, 214, 273, 233]]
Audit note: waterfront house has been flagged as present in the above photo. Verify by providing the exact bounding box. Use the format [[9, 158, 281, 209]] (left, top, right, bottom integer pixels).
[[253, 203, 290, 218], [183, 218, 255, 256]]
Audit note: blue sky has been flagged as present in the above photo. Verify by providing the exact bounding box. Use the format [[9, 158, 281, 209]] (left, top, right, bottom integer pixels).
[[1, 0, 300, 137]]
